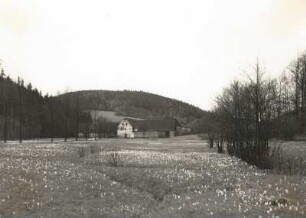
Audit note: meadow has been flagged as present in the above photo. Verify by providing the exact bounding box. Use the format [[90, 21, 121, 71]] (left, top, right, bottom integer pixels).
[[0, 136, 305, 218]]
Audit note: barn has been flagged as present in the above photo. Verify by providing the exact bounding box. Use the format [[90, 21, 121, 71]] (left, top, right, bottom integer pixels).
[[117, 118, 180, 138]]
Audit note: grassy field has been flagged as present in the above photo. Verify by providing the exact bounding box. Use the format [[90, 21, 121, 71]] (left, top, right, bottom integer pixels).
[[0, 136, 305, 217]]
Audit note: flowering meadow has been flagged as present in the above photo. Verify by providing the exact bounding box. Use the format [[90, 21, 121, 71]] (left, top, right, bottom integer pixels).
[[0, 136, 305, 217]]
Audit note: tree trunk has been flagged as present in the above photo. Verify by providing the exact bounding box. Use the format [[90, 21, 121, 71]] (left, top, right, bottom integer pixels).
[[75, 95, 79, 141], [3, 102, 8, 143], [64, 96, 69, 142], [19, 87, 23, 143], [50, 104, 54, 142]]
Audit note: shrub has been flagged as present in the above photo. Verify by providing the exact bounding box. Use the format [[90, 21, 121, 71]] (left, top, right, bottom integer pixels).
[[78, 147, 85, 158], [106, 151, 123, 167]]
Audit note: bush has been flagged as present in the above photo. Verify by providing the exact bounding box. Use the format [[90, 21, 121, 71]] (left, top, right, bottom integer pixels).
[[77, 147, 86, 158], [226, 139, 273, 169], [106, 151, 123, 167]]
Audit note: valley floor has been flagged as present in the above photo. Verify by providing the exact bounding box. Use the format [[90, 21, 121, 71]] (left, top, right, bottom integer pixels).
[[0, 136, 305, 217]]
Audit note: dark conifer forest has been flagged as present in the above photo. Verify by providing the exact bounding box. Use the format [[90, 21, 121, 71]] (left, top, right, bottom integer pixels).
[[0, 68, 93, 141]]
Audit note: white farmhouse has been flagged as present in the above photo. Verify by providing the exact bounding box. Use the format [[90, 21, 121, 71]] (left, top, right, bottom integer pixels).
[[117, 119, 136, 138]]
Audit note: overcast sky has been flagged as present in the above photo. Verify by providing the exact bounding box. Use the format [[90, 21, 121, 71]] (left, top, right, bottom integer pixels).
[[1, 0, 306, 110]]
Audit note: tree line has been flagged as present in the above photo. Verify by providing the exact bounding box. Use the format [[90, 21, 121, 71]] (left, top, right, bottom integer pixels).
[[0, 63, 209, 142], [0, 67, 115, 142], [207, 52, 306, 169]]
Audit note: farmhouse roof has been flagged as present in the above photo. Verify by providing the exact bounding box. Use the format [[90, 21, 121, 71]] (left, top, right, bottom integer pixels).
[[124, 118, 179, 132]]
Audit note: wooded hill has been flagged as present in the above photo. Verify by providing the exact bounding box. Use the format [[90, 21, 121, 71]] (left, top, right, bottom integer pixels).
[[0, 69, 208, 141], [59, 90, 207, 124]]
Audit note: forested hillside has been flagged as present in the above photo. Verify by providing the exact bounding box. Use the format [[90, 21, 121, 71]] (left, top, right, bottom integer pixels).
[[0, 66, 208, 141], [0, 69, 91, 141], [60, 90, 207, 124]]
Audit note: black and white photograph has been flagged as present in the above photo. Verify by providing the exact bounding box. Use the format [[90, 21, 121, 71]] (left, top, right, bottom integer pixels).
[[0, 0, 306, 217]]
